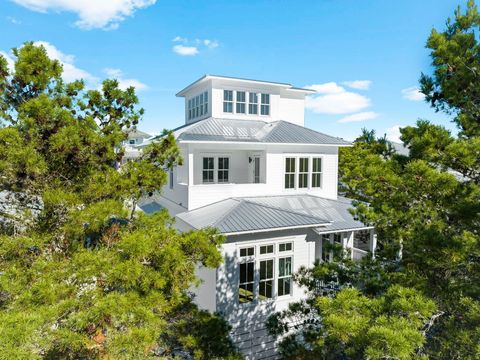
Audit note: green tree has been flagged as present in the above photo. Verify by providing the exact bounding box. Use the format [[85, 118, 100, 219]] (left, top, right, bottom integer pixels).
[[0, 42, 239, 359], [268, 2, 480, 358]]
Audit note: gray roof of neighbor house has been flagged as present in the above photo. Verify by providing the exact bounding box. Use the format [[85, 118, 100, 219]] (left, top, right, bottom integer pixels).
[[176, 197, 331, 234], [174, 194, 372, 235], [124, 128, 152, 139], [161, 118, 351, 146]]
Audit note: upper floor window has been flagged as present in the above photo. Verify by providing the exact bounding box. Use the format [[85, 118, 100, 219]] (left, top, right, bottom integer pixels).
[[188, 91, 208, 120], [278, 257, 292, 296], [260, 244, 274, 254], [204, 91, 208, 114], [202, 157, 214, 183], [299, 158, 309, 188], [285, 157, 296, 189], [218, 157, 229, 183], [248, 93, 258, 114], [129, 139, 136, 145], [279, 242, 293, 252], [260, 93, 270, 115], [312, 157, 322, 188], [223, 90, 233, 113], [236, 91, 246, 114]]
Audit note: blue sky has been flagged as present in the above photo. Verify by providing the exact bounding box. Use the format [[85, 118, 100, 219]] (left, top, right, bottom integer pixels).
[[0, 0, 463, 141]]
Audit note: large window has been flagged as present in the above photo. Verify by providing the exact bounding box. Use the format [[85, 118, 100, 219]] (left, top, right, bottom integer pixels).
[[218, 157, 229, 183], [223, 90, 233, 113], [239, 261, 254, 303], [202, 157, 214, 183], [278, 257, 292, 296], [236, 91, 246, 114], [299, 158, 309, 188], [203, 91, 208, 114], [285, 157, 296, 189], [312, 157, 322, 188], [259, 259, 274, 300], [260, 93, 270, 115], [248, 92, 258, 114]]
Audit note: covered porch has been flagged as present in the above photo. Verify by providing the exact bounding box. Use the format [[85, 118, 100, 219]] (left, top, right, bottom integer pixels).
[[314, 228, 376, 261]]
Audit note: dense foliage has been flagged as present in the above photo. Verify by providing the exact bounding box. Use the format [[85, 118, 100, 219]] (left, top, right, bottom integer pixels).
[[268, 2, 480, 359], [0, 43, 239, 359]]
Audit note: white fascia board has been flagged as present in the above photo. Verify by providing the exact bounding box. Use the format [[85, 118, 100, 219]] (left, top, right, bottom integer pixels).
[[221, 222, 332, 236], [314, 226, 375, 235], [178, 140, 352, 147]]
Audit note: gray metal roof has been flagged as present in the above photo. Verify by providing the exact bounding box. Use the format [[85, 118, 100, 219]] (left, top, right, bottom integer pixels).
[[174, 194, 370, 235], [174, 118, 351, 146], [176, 198, 331, 234], [243, 195, 370, 233]]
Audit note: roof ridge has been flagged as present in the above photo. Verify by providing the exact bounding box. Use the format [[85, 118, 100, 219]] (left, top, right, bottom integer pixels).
[[240, 198, 330, 223], [211, 198, 242, 228]]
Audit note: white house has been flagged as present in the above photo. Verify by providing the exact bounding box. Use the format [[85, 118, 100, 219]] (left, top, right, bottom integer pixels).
[[122, 128, 152, 163], [139, 75, 376, 359]]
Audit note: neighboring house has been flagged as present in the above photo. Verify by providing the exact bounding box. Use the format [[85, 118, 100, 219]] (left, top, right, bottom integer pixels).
[[139, 75, 376, 359], [122, 128, 152, 163]]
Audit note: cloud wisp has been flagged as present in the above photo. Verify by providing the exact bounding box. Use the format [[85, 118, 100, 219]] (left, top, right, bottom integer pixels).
[[305, 82, 371, 115], [338, 111, 379, 123], [342, 80, 371, 90], [401, 86, 425, 101], [104, 68, 148, 91], [11, 0, 156, 30], [172, 36, 219, 56]]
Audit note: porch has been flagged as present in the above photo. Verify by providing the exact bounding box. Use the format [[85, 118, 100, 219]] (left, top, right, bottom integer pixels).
[[315, 229, 376, 261]]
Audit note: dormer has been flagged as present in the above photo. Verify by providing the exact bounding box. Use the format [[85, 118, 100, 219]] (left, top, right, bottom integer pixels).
[[176, 75, 315, 126]]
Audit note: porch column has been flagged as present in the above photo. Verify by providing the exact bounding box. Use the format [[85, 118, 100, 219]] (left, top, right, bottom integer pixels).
[[188, 152, 194, 185], [344, 231, 354, 260], [369, 231, 377, 258]]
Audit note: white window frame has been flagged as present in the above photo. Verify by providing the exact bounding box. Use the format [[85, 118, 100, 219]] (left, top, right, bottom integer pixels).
[[223, 90, 233, 113], [200, 154, 231, 184], [217, 156, 230, 184], [283, 155, 324, 191], [203, 91, 208, 115], [298, 157, 309, 189], [277, 256, 293, 297], [284, 157, 296, 189], [259, 258, 274, 300], [236, 91, 246, 114], [202, 156, 215, 184], [260, 93, 270, 116], [248, 92, 258, 114]]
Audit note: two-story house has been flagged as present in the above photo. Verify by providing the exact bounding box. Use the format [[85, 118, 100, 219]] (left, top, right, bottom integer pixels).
[[139, 75, 376, 360]]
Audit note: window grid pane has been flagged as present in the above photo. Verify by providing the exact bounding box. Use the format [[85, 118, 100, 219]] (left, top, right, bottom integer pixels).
[[202, 157, 214, 183], [260, 93, 270, 115], [312, 158, 322, 188], [218, 157, 229, 183], [239, 261, 254, 303], [278, 257, 292, 296], [259, 259, 274, 300], [299, 158, 309, 188], [223, 90, 233, 113], [285, 158, 296, 189]]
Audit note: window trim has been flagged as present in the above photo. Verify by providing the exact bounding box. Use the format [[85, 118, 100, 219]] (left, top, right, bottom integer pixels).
[[298, 157, 309, 189], [284, 157, 296, 189], [283, 155, 324, 191], [217, 156, 230, 184], [260, 93, 270, 116], [248, 92, 258, 115], [277, 256, 293, 297], [223, 90, 233, 113], [202, 156, 215, 184], [259, 258, 274, 301]]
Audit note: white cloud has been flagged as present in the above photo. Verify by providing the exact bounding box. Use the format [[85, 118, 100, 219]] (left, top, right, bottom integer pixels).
[[0, 51, 14, 71], [11, 0, 156, 30], [305, 82, 371, 114], [386, 125, 402, 143], [342, 80, 371, 90], [401, 86, 424, 101], [34, 41, 97, 84], [338, 111, 379, 123], [173, 44, 199, 56], [6, 16, 22, 25], [104, 68, 148, 91], [171, 36, 219, 56], [203, 39, 219, 49]]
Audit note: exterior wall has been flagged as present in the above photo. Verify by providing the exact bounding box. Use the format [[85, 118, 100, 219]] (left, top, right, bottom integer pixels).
[[185, 143, 339, 210]]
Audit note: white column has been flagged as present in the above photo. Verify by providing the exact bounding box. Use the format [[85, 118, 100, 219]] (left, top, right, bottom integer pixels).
[[369, 231, 377, 259]]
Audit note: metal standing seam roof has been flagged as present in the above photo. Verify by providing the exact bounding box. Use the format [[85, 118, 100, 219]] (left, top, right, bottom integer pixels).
[[173, 118, 351, 146], [175, 194, 371, 235], [176, 198, 331, 235]]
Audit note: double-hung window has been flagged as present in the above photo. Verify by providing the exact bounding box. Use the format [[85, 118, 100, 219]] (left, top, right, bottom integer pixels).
[[199, 93, 204, 116], [285, 157, 296, 189], [218, 157, 229, 183], [299, 158, 309, 188], [202, 157, 214, 183], [260, 93, 270, 115], [223, 90, 233, 113], [278, 257, 292, 296], [259, 259, 274, 300], [248, 93, 258, 114], [203, 91, 208, 114], [188, 99, 192, 120], [236, 91, 246, 114], [312, 157, 322, 188], [239, 247, 255, 303]]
